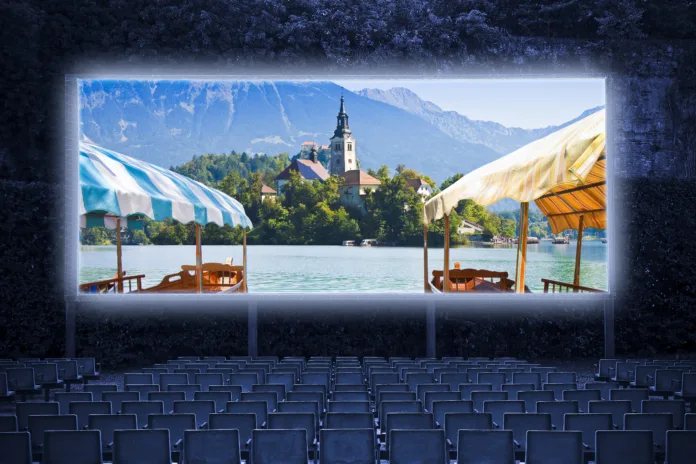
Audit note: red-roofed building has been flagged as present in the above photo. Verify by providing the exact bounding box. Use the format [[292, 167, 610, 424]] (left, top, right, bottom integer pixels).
[[339, 169, 381, 209], [405, 178, 434, 201], [261, 183, 277, 201]]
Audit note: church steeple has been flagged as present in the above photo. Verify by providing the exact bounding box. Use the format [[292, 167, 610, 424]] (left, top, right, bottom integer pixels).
[[334, 93, 351, 138]]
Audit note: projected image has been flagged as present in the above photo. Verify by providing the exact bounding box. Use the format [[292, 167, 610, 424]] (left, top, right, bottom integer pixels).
[[77, 78, 607, 294]]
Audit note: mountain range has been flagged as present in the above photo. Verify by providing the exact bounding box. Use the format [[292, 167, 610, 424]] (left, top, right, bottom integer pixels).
[[79, 80, 603, 212]]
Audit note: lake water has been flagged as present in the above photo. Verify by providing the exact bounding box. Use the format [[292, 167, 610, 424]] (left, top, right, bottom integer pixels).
[[79, 241, 608, 293]]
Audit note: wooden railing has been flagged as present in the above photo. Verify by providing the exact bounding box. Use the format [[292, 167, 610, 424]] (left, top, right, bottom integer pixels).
[[542, 278, 606, 294], [79, 274, 145, 294]]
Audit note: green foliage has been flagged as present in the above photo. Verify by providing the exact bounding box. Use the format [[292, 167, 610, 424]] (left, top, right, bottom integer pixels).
[[173, 151, 291, 187]]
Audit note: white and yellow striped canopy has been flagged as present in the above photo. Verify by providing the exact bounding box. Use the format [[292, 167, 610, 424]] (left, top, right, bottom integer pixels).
[[424, 109, 606, 233]]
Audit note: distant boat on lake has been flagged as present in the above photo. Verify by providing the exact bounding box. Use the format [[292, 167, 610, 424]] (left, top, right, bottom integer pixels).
[[360, 239, 379, 247], [342, 240, 355, 246]]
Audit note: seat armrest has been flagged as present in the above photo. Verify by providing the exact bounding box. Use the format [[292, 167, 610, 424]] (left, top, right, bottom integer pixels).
[[447, 439, 453, 447], [143, 424, 149, 429], [613, 424, 619, 430], [493, 421, 499, 428], [552, 424, 557, 430], [513, 439, 520, 447], [107, 442, 113, 448], [174, 438, 183, 448], [435, 421, 442, 428], [246, 438, 252, 446], [218, 408, 224, 413], [583, 443, 590, 449], [200, 421, 208, 429], [261, 421, 266, 428], [312, 438, 317, 446]]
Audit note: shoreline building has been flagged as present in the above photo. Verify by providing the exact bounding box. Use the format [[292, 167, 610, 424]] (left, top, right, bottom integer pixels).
[[405, 178, 434, 201], [274, 146, 330, 194]]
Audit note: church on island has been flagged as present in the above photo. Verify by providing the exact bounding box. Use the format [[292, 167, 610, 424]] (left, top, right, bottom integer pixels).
[[274, 94, 381, 210]]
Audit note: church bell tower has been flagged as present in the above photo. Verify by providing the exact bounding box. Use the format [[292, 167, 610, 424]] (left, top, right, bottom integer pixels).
[[329, 94, 356, 175]]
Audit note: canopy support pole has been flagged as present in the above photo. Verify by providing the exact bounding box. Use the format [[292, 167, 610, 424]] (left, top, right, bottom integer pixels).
[[573, 215, 585, 288], [116, 218, 123, 294], [515, 202, 529, 293], [196, 224, 202, 293], [443, 215, 450, 293], [243, 228, 248, 293], [423, 224, 429, 292]]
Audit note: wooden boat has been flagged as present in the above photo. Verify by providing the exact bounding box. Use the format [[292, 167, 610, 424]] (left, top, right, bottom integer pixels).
[[429, 269, 531, 293], [552, 236, 570, 244], [138, 263, 245, 293]]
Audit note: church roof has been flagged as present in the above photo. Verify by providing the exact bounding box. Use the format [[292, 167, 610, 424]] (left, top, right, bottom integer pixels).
[[275, 158, 330, 182], [340, 169, 381, 186], [261, 184, 276, 194], [301, 141, 317, 147]]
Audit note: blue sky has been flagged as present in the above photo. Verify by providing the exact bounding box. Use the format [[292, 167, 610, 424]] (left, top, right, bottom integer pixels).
[[333, 78, 605, 129]]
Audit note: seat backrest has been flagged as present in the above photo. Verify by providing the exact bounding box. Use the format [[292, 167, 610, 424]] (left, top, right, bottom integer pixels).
[[320, 428, 375, 464], [172, 400, 215, 427], [251, 429, 307, 464], [686, 413, 696, 430], [68, 401, 111, 429], [595, 430, 653, 464], [537, 401, 579, 429], [147, 414, 196, 449], [147, 391, 185, 413], [182, 429, 241, 464], [471, 391, 508, 412], [444, 413, 492, 445], [666, 430, 696, 464], [0, 415, 18, 432], [0, 432, 32, 464], [390, 429, 446, 464], [159, 373, 188, 391], [43, 430, 103, 464], [563, 413, 612, 450], [277, 401, 320, 425], [416, 384, 450, 405], [87, 414, 137, 449], [6, 368, 36, 389], [501, 383, 535, 400], [287, 390, 325, 408], [121, 401, 163, 429], [548, 372, 577, 384], [642, 399, 686, 429], [325, 413, 374, 430], [440, 373, 469, 390], [586, 382, 620, 400], [124, 373, 154, 386], [624, 413, 673, 449], [84, 384, 118, 402], [563, 389, 602, 412], [503, 413, 552, 448], [512, 372, 541, 390], [329, 400, 371, 414], [267, 412, 316, 448], [28, 414, 78, 449], [432, 400, 473, 427], [378, 391, 416, 408], [457, 430, 515, 464], [385, 413, 433, 438], [194, 391, 232, 413], [225, 400, 268, 428], [634, 365, 658, 387], [112, 429, 171, 464], [126, 384, 160, 396], [543, 383, 577, 401], [240, 391, 278, 411], [252, 383, 286, 401], [15, 402, 60, 432], [267, 373, 295, 393], [525, 430, 582, 464], [54, 392, 92, 415], [482, 400, 525, 426], [478, 373, 506, 390], [208, 413, 255, 447], [332, 391, 370, 402], [518, 390, 554, 413], [208, 385, 242, 401], [379, 401, 422, 427], [103, 392, 140, 414]]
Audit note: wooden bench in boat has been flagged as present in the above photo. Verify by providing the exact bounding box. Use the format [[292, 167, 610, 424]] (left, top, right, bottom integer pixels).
[[431, 269, 511, 293]]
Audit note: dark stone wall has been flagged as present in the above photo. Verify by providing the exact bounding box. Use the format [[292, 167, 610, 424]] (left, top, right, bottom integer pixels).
[[1, 5, 696, 365]]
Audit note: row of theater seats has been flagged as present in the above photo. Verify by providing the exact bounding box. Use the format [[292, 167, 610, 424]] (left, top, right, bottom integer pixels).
[[0, 355, 695, 463]]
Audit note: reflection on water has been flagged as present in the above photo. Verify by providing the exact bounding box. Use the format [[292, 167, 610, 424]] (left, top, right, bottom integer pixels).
[[80, 241, 608, 293]]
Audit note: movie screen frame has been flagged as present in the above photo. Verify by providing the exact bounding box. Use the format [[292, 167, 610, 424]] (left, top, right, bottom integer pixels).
[[65, 74, 614, 302]]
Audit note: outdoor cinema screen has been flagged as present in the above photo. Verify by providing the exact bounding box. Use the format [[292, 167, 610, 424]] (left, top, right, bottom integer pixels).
[[76, 78, 608, 296]]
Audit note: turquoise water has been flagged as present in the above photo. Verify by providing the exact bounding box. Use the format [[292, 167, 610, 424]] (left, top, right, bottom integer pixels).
[[79, 241, 608, 293]]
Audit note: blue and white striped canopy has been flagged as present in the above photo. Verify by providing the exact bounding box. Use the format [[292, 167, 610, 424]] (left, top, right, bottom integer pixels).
[[79, 142, 253, 230]]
